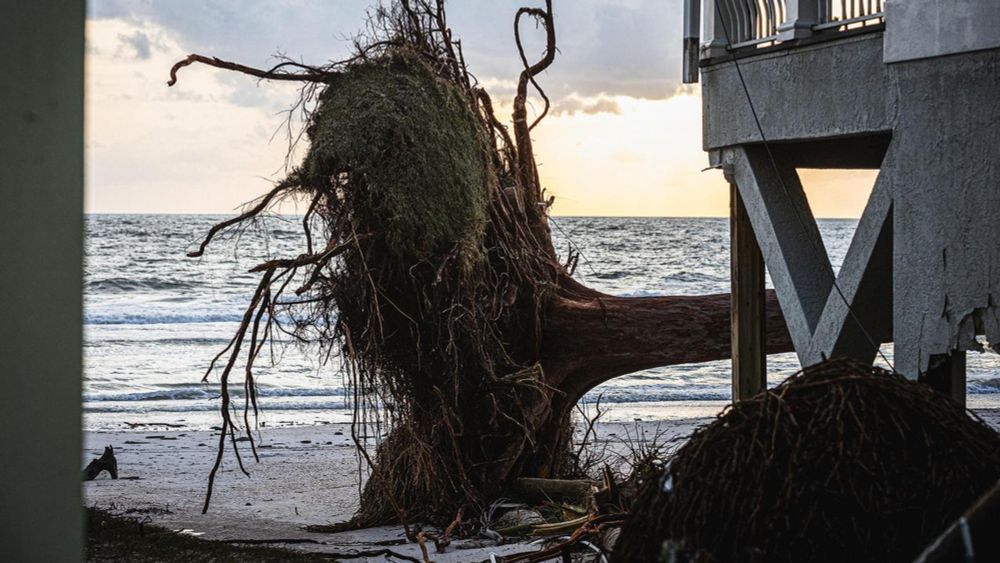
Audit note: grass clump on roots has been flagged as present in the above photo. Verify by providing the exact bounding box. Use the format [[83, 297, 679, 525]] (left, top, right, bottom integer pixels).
[[302, 52, 492, 266], [613, 358, 1000, 563]]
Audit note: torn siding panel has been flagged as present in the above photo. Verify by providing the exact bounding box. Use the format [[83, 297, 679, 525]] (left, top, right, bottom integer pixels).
[[890, 47, 1000, 376]]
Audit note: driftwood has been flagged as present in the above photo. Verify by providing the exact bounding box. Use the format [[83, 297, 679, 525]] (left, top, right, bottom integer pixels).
[[83, 446, 118, 481], [509, 478, 598, 506]]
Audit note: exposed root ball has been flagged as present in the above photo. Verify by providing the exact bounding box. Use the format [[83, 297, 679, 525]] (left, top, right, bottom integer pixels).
[[178, 0, 582, 527], [613, 359, 1000, 563], [304, 51, 550, 526]]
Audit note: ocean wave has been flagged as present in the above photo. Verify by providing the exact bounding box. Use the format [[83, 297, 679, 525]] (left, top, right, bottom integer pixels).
[[83, 399, 353, 414], [87, 277, 198, 293], [615, 289, 667, 298], [83, 337, 235, 347], [84, 386, 348, 402], [84, 312, 245, 325], [84, 382, 734, 405], [81, 380, 1000, 413], [667, 271, 723, 284], [584, 388, 730, 403], [969, 378, 1000, 394]]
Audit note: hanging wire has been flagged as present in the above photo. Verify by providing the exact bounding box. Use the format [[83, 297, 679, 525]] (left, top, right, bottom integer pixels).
[[548, 215, 601, 278]]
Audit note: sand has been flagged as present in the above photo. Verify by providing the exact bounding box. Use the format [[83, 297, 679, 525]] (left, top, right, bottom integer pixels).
[[84, 407, 1000, 561], [83, 418, 707, 561]]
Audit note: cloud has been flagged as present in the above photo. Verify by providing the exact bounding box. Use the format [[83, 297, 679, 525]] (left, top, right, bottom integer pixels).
[[87, 0, 685, 102], [118, 30, 154, 59], [88, 0, 369, 67], [551, 94, 622, 116], [448, 0, 684, 102], [85, 16, 304, 213]]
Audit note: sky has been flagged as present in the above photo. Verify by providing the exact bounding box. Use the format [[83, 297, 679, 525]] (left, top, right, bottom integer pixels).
[[85, 0, 876, 217]]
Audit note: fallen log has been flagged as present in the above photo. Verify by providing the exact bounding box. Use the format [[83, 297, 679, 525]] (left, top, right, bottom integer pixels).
[[509, 478, 598, 506]]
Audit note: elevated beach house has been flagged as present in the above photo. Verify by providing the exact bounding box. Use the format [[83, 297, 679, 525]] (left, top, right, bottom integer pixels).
[[683, 0, 1000, 406]]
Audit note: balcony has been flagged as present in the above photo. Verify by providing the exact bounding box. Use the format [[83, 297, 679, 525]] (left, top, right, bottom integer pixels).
[[684, 0, 886, 82]]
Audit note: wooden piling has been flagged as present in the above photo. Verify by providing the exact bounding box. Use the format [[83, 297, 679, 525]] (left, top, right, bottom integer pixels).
[[925, 350, 967, 408], [730, 180, 767, 401]]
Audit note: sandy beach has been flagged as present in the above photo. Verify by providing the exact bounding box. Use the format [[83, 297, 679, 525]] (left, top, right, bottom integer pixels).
[[83, 407, 1000, 560], [84, 418, 707, 561]]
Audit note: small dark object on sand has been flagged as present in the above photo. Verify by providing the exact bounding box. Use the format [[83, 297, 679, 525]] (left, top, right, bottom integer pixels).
[[613, 359, 1000, 563], [83, 445, 118, 481]]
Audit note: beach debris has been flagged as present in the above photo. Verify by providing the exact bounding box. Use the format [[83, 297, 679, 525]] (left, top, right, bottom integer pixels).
[[120, 505, 173, 516], [493, 508, 546, 534], [218, 537, 321, 545], [499, 513, 627, 563], [124, 421, 183, 428], [83, 445, 118, 481], [613, 359, 1000, 563]]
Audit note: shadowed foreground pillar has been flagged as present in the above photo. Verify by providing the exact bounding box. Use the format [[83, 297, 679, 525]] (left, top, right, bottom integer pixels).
[[0, 1, 84, 560]]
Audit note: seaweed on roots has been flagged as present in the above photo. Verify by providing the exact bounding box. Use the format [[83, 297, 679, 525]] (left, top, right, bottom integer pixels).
[[613, 358, 1000, 563], [169, 0, 572, 528]]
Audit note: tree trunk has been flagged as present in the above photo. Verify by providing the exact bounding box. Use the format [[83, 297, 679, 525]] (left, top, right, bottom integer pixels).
[[519, 289, 793, 477]]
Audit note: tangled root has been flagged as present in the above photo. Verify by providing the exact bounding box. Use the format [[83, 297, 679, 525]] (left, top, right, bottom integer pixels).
[[175, 0, 571, 526], [613, 359, 1000, 563]]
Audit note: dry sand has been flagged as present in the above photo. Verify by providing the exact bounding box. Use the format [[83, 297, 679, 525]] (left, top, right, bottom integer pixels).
[[83, 418, 706, 561]]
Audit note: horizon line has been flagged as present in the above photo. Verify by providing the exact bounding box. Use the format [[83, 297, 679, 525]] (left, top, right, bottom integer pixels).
[[83, 211, 864, 221]]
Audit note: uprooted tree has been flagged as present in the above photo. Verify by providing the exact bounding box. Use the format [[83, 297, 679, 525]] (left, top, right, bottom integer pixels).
[[171, 0, 791, 528]]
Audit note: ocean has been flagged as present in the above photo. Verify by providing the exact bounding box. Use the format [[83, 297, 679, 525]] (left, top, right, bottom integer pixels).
[[84, 214, 1000, 431]]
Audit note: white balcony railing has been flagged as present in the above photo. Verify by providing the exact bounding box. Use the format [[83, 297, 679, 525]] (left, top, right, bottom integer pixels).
[[683, 0, 885, 82], [816, 0, 885, 31]]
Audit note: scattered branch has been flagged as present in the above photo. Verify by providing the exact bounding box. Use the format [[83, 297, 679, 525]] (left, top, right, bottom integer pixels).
[[167, 54, 332, 87]]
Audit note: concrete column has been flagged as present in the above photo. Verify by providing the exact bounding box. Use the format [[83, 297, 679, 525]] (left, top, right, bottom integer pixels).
[[0, 2, 84, 561]]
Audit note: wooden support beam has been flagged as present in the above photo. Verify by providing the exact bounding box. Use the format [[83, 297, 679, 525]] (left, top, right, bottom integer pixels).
[[923, 351, 967, 408], [730, 179, 767, 401]]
